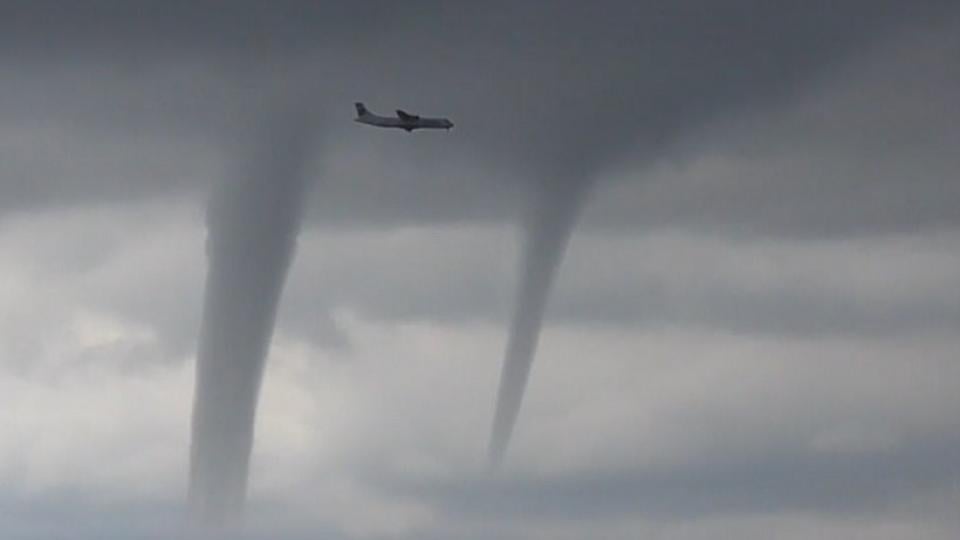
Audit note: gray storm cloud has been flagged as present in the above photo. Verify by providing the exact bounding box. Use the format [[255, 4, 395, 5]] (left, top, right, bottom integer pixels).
[[189, 108, 317, 525], [0, 1, 953, 528], [480, 2, 952, 467]]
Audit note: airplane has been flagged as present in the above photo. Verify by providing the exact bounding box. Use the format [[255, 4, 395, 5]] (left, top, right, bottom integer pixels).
[[354, 102, 453, 132]]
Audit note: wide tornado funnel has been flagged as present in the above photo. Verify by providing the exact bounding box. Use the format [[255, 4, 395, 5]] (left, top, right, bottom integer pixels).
[[189, 111, 316, 526]]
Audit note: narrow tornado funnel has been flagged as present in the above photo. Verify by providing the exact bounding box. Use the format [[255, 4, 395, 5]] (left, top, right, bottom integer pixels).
[[189, 110, 316, 525], [488, 178, 590, 467]]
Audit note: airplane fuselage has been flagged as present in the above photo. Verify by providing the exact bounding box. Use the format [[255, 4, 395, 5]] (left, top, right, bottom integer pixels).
[[354, 103, 453, 132], [356, 115, 453, 131]]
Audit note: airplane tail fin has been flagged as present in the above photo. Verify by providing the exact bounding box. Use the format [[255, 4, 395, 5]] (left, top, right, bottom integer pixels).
[[354, 102, 368, 117]]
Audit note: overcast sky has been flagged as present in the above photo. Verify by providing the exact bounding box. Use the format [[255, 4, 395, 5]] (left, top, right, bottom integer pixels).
[[1, 2, 959, 538]]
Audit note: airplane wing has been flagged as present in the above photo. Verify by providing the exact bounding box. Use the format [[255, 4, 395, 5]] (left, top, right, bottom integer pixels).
[[396, 109, 420, 121]]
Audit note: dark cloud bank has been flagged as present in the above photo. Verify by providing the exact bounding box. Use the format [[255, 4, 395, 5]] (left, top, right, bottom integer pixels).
[[1, 1, 956, 232]]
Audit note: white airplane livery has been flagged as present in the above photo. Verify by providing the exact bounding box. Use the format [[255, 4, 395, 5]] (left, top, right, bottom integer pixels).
[[354, 102, 454, 132]]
